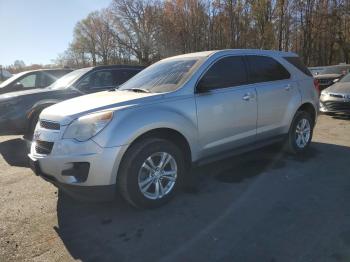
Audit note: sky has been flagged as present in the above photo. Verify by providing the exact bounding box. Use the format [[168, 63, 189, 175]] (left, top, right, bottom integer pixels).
[[0, 0, 111, 66]]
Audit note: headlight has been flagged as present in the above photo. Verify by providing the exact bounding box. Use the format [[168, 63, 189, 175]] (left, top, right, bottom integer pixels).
[[63, 111, 113, 141], [320, 91, 328, 97]]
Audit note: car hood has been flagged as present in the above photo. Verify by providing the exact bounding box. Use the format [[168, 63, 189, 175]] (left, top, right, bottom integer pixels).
[[41, 90, 163, 125], [315, 74, 342, 80], [0, 88, 51, 102], [324, 82, 350, 94]]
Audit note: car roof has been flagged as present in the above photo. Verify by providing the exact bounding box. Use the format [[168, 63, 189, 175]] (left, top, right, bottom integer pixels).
[[10, 68, 73, 75], [167, 49, 298, 60], [91, 65, 146, 71]]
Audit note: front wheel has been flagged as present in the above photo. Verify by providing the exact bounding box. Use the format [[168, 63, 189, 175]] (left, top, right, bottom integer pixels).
[[285, 111, 314, 154], [117, 138, 186, 209]]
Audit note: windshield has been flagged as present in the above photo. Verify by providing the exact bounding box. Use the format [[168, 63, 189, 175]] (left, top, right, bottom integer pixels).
[[0, 72, 27, 88], [340, 73, 350, 83], [48, 68, 91, 90], [118, 58, 200, 93]]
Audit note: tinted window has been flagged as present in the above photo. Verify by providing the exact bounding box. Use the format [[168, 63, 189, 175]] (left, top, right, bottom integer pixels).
[[113, 69, 140, 85], [246, 55, 290, 83], [77, 70, 114, 90], [37, 72, 55, 88], [19, 73, 37, 88], [199, 56, 247, 90], [284, 56, 312, 76], [49, 70, 72, 78]]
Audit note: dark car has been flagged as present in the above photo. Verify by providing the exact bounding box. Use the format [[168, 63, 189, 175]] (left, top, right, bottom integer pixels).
[[0, 65, 144, 139], [0, 69, 73, 94], [314, 64, 350, 91]]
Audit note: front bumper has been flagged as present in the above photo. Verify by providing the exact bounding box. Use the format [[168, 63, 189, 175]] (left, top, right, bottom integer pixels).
[[28, 125, 128, 200], [28, 155, 116, 201], [320, 96, 350, 114]]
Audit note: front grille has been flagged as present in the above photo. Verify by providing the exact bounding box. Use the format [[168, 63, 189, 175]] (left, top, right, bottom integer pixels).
[[40, 120, 60, 130], [318, 79, 333, 86], [324, 101, 350, 111], [35, 140, 54, 155]]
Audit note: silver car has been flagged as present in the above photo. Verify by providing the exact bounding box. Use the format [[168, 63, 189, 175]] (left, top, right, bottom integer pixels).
[[320, 73, 350, 114], [28, 49, 319, 208]]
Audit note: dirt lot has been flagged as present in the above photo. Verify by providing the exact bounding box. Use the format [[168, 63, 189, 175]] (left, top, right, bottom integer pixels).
[[0, 114, 350, 262]]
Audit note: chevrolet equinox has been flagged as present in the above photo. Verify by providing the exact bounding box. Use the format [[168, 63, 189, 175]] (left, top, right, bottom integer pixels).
[[29, 49, 319, 208]]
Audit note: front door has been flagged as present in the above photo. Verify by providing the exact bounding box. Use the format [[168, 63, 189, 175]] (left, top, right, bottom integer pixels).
[[195, 56, 257, 158]]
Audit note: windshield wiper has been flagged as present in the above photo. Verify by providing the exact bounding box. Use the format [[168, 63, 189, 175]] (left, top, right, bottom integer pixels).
[[124, 88, 150, 93]]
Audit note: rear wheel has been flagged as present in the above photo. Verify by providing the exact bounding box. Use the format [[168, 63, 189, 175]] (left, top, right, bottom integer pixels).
[[285, 111, 314, 154], [117, 138, 186, 209]]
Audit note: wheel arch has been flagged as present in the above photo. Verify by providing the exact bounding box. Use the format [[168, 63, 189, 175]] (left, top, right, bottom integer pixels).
[[25, 100, 59, 132], [122, 127, 192, 169], [297, 102, 317, 125]]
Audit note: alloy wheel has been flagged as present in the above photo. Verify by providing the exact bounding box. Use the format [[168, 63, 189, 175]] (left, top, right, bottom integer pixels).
[[138, 152, 177, 200], [295, 118, 311, 148]]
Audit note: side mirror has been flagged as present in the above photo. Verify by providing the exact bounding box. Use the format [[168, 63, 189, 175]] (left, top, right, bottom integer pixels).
[[196, 80, 212, 93], [12, 82, 24, 90]]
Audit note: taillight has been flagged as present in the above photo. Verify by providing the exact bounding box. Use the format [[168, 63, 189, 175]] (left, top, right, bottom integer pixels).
[[313, 79, 320, 95]]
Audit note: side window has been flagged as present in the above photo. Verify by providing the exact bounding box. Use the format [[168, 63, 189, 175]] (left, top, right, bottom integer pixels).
[[18, 73, 37, 88], [77, 70, 114, 90], [246, 55, 290, 83], [37, 72, 55, 88], [199, 56, 248, 90], [114, 69, 140, 85]]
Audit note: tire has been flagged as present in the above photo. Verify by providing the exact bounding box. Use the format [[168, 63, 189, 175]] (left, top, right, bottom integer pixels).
[[285, 110, 314, 154], [117, 138, 186, 209]]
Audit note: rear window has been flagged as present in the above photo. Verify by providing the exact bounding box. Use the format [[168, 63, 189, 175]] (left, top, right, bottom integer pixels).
[[246, 55, 291, 83], [284, 56, 312, 77]]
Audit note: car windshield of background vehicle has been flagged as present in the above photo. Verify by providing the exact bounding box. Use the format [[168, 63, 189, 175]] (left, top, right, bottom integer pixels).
[[48, 68, 91, 90], [340, 73, 350, 83], [320, 67, 347, 74], [0, 71, 27, 88], [118, 58, 200, 93]]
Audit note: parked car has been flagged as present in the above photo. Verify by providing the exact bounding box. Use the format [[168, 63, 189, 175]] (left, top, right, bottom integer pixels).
[[308, 66, 326, 76], [0, 69, 72, 94], [314, 64, 350, 91], [0, 65, 144, 139], [28, 49, 319, 208], [320, 72, 350, 115]]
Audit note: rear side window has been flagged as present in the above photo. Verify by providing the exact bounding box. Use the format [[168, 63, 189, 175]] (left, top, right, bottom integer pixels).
[[284, 56, 312, 77], [77, 70, 115, 90], [113, 69, 140, 85], [49, 70, 72, 78], [37, 72, 55, 88], [246, 55, 290, 83], [199, 56, 247, 90]]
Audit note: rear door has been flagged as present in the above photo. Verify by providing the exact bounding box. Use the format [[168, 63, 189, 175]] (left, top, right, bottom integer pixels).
[[195, 55, 257, 158], [245, 55, 299, 140], [76, 70, 115, 93]]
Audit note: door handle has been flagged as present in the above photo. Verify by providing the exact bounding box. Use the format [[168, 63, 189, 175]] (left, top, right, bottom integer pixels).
[[242, 93, 251, 101], [285, 84, 291, 91]]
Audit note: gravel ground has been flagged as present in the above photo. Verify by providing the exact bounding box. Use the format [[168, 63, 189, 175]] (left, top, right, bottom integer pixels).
[[0, 114, 350, 262]]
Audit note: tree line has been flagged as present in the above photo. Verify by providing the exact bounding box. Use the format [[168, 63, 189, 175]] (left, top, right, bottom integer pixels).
[[55, 0, 350, 68]]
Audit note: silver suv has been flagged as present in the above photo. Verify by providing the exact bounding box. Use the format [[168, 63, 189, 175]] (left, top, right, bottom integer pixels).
[[29, 50, 319, 208]]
